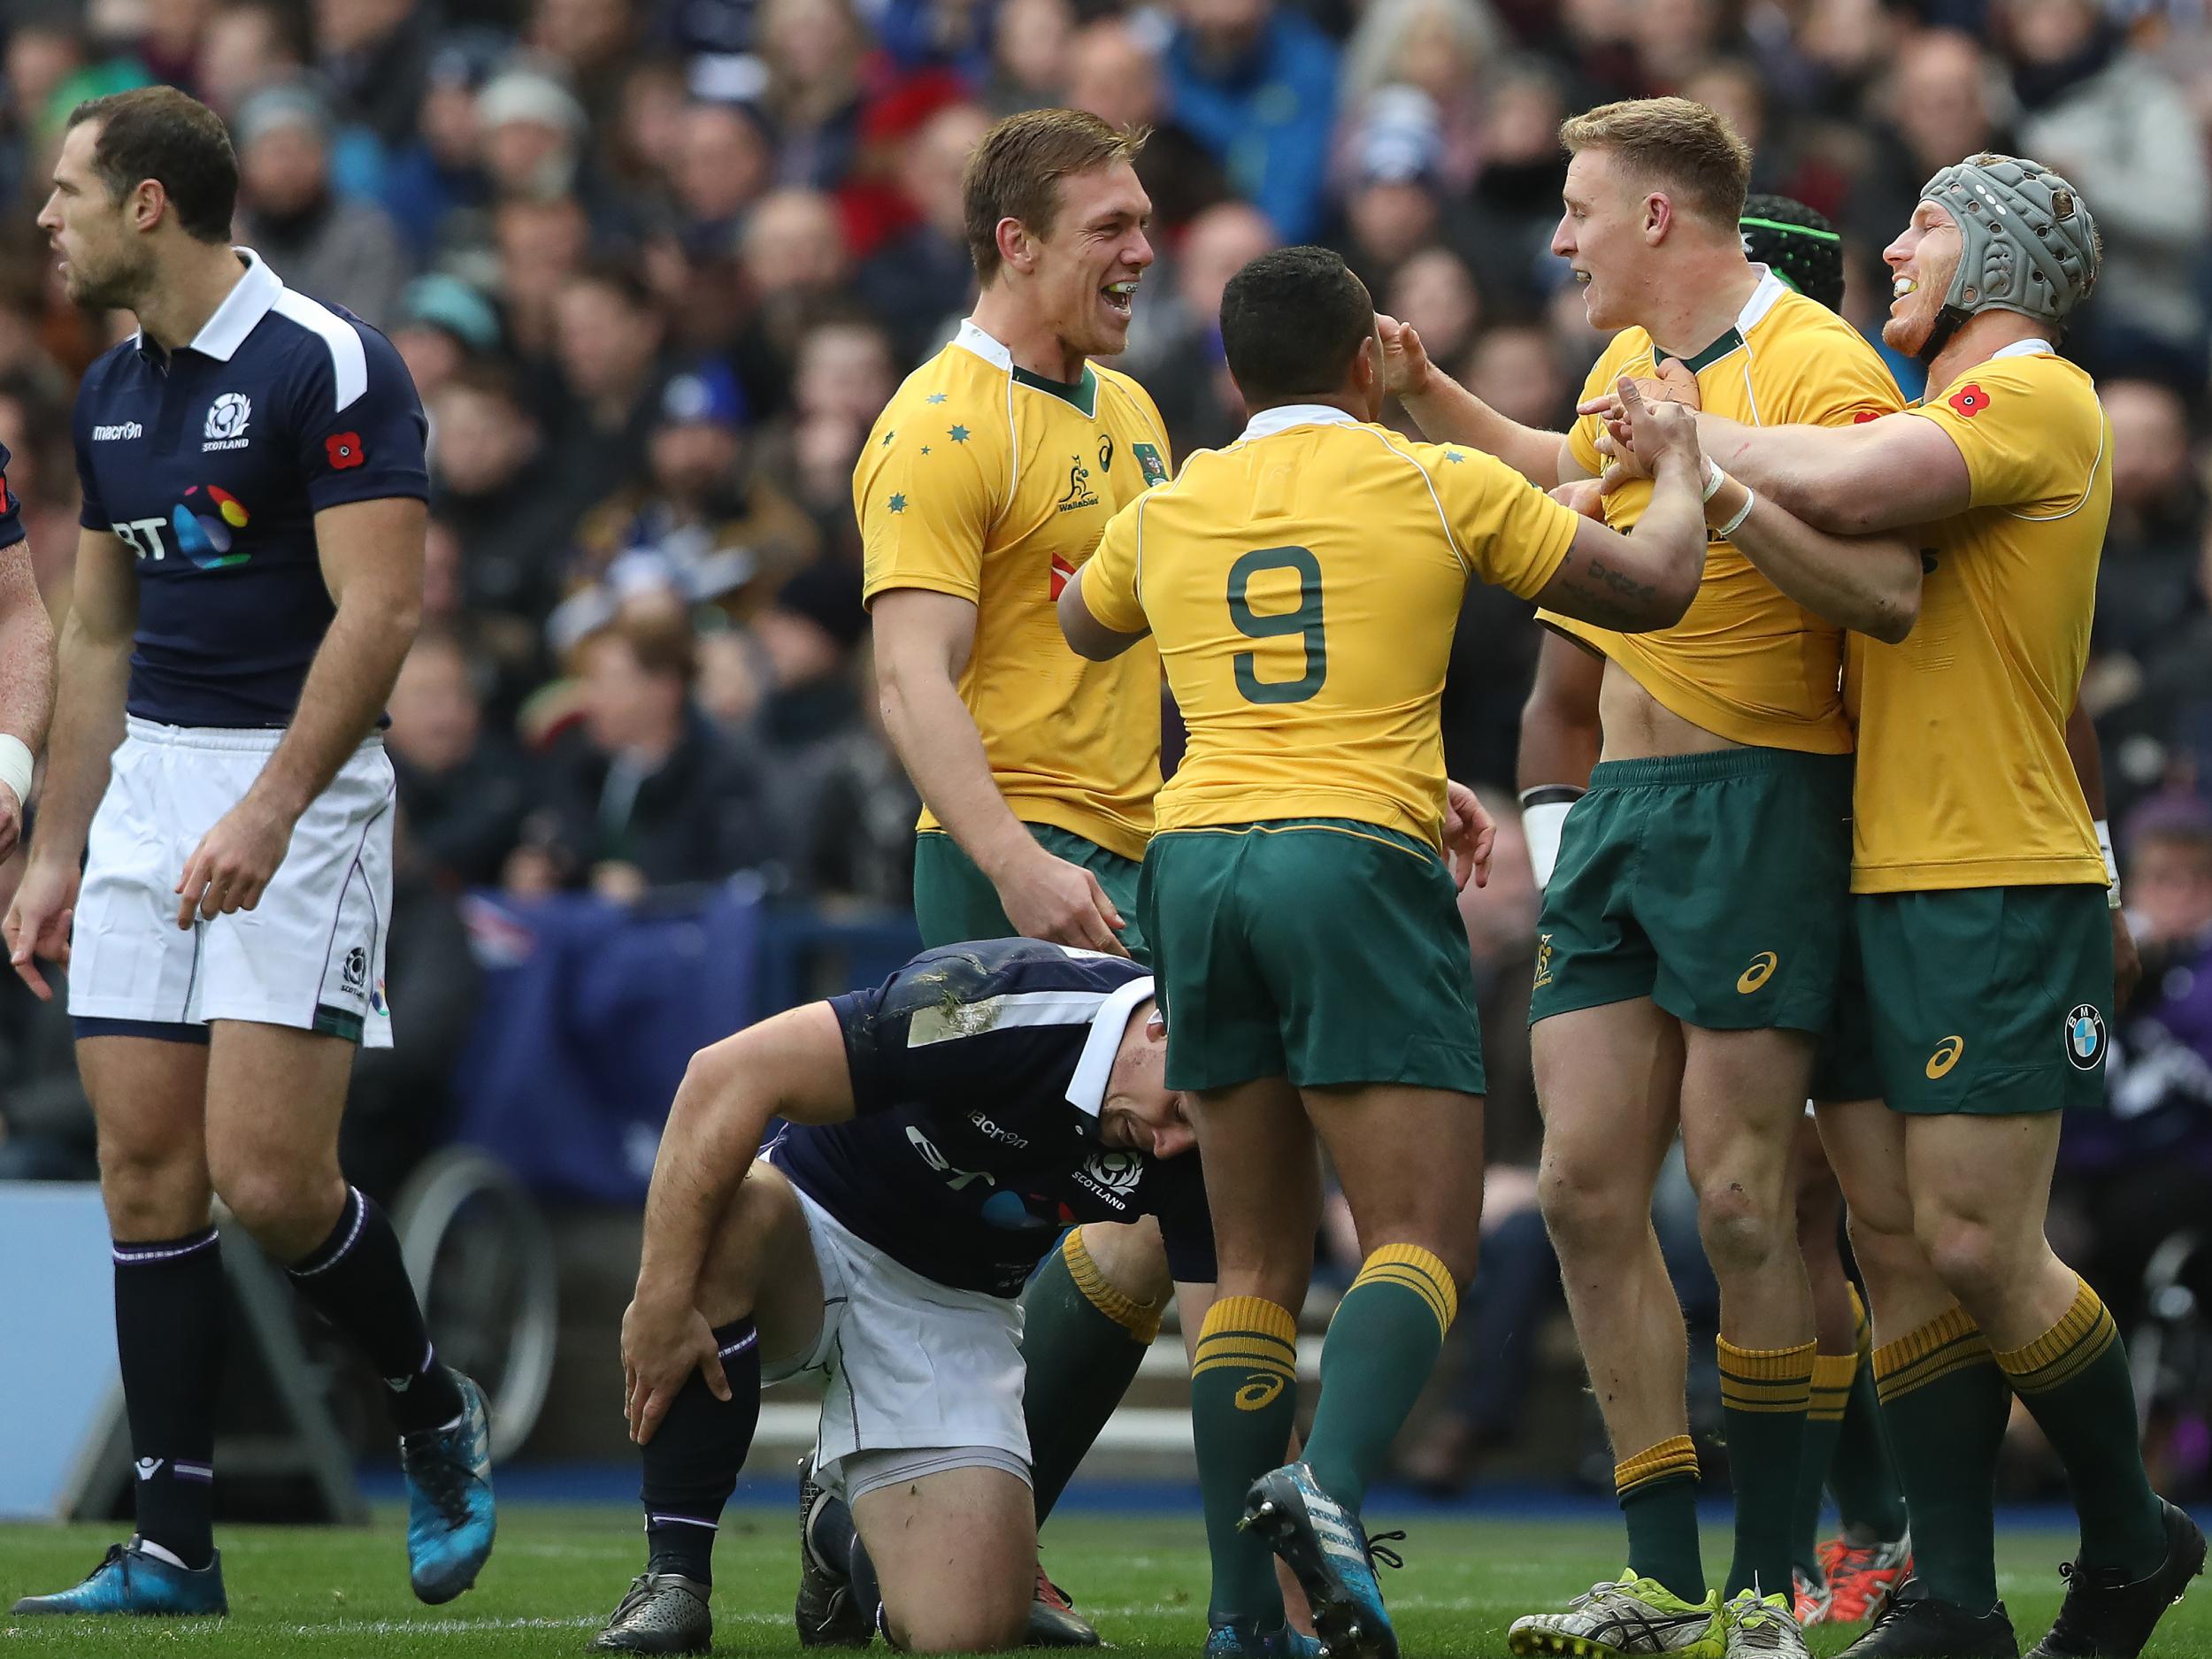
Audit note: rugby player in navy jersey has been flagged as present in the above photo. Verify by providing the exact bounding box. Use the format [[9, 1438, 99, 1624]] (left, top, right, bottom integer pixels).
[[595, 938, 1315, 1659], [9, 88, 492, 1617]]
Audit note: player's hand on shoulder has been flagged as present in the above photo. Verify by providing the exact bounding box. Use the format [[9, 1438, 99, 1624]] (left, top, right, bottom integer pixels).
[[995, 846, 1130, 957], [5, 855, 80, 1001], [173, 795, 296, 929], [1374, 312, 1432, 399], [1443, 779, 1494, 892], [621, 1293, 732, 1446]]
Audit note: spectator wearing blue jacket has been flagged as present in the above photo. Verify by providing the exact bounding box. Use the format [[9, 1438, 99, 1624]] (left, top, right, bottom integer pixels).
[[1164, 0, 1340, 244]]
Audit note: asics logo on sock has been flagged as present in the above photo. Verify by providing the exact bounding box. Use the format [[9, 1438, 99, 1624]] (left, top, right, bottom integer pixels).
[[134, 1457, 163, 1481], [1235, 1373, 1285, 1410]]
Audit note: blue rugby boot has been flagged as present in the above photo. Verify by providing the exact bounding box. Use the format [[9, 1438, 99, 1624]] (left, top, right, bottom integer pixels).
[[1205, 1618, 1325, 1657], [11, 1539, 228, 1616], [402, 1370, 496, 1603], [1240, 1463, 1398, 1659]]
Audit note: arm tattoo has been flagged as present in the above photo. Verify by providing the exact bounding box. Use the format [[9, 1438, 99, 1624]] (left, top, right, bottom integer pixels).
[[1556, 553, 1660, 631]]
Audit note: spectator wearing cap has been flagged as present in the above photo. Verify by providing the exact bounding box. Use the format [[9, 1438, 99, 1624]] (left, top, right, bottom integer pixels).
[[1165, 0, 1342, 244], [565, 359, 818, 630], [510, 606, 772, 902], [1065, 19, 1230, 239], [1336, 85, 1452, 290], [390, 274, 503, 404], [853, 102, 987, 365], [316, 0, 433, 152], [233, 81, 411, 326], [478, 64, 592, 205], [1340, 0, 1509, 195], [377, 29, 503, 257]]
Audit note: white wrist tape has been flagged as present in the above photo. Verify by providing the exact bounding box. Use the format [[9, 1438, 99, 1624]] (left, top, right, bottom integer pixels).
[[2096, 818, 2121, 909], [1519, 791, 1580, 892], [1701, 457, 1725, 503], [0, 734, 33, 809], [1713, 487, 1756, 541]]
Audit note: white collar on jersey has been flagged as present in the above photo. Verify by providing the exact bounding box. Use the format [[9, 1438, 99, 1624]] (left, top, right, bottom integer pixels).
[[1990, 338, 2057, 359], [954, 317, 1014, 371], [1064, 972, 1159, 1118], [1738, 265, 1789, 333], [132, 248, 282, 361], [1239, 403, 1362, 442]]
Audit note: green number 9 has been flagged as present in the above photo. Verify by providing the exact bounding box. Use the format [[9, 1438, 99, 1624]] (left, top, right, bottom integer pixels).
[[1227, 545, 1325, 704]]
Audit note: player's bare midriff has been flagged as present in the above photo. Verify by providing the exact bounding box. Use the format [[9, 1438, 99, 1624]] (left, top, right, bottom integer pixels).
[[1594, 657, 1741, 759]]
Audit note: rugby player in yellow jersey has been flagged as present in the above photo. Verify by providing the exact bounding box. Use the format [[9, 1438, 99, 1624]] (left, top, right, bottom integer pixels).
[[846, 107, 1180, 1648], [1058, 243, 1713, 1659], [1381, 101, 1922, 1659], [1583, 154, 2208, 1659]]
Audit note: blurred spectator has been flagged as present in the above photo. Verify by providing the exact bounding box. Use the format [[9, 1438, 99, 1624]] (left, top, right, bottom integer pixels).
[[427, 365, 578, 632], [389, 273, 503, 404], [196, 0, 308, 122], [2000, 0, 2211, 387], [737, 187, 854, 394], [1341, 0, 1506, 193], [672, 97, 772, 255], [786, 314, 895, 548], [1386, 247, 1483, 375], [388, 630, 534, 891], [544, 262, 672, 527], [377, 30, 501, 257], [1338, 85, 1451, 288], [2095, 381, 2204, 664], [315, 0, 432, 151], [338, 812, 485, 1205], [560, 359, 817, 641], [527, 0, 639, 130], [1165, 0, 1341, 243], [491, 193, 591, 360], [987, 0, 1076, 117], [233, 82, 411, 326], [509, 606, 771, 900], [1065, 18, 1229, 236], [1463, 322, 1572, 430], [758, 0, 864, 188], [1135, 200, 1277, 452], [855, 102, 987, 365], [1847, 30, 2011, 289], [1458, 58, 1571, 317], [477, 64, 594, 207]]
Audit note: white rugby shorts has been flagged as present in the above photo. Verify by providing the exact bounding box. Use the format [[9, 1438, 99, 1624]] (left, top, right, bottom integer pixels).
[[769, 1179, 1030, 1494], [68, 718, 396, 1048]]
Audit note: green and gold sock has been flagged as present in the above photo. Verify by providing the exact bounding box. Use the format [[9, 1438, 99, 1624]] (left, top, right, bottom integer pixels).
[[1617, 1435, 1705, 1603], [1019, 1229, 1160, 1523], [1302, 1244, 1459, 1514], [1718, 1336, 1816, 1600], [1994, 1277, 2164, 1576], [1792, 1350, 1856, 1576], [1190, 1295, 1299, 1629], [1830, 1284, 1909, 1542], [1874, 1305, 2008, 1612]]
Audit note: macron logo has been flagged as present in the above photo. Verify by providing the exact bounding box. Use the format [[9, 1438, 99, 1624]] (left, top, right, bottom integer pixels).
[[92, 421, 143, 442]]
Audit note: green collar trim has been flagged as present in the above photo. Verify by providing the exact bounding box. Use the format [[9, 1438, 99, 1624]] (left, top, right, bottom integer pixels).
[[1656, 326, 1746, 375], [1011, 362, 1099, 417]]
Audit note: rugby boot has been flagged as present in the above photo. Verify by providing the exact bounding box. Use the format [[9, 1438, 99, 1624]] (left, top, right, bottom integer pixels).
[[11, 1539, 228, 1617], [2025, 1500, 2207, 1659]]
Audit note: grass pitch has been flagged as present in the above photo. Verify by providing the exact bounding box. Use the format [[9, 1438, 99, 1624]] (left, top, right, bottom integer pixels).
[[3, 1502, 2205, 1657]]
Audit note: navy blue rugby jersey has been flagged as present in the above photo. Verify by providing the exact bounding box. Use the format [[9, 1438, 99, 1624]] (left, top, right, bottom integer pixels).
[[0, 444, 21, 552], [772, 938, 1217, 1297], [71, 249, 427, 728]]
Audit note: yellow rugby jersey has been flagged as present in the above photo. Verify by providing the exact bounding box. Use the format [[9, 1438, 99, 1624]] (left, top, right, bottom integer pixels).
[[1847, 343, 2110, 893], [1083, 404, 1581, 849], [855, 319, 1173, 862], [1553, 271, 1902, 752]]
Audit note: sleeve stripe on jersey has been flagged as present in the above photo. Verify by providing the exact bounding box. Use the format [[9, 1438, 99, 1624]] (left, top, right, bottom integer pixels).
[[995, 373, 1019, 531], [907, 988, 1110, 1048], [270, 289, 369, 413], [1350, 425, 1472, 576]]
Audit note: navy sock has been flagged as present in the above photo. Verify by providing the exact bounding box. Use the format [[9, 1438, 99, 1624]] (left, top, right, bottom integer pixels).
[[805, 1491, 883, 1617], [287, 1186, 465, 1435], [641, 1318, 761, 1586], [114, 1228, 227, 1571]]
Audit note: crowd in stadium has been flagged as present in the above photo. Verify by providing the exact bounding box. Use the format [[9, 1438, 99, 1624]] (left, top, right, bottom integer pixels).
[[0, 0, 2209, 1506]]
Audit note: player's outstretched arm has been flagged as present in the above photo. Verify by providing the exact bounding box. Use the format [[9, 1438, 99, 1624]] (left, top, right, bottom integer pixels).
[[1697, 467, 1923, 643], [875, 587, 1130, 956], [626, 1002, 856, 1440], [1057, 562, 1150, 661], [1517, 630, 1604, 891], [1692, 410, 1970, 536], [7, 528, 132, 1000], [2064, 700, 2140, 1004], [1532, 381, 1707, 632], [1379, 312, 1577, 488]]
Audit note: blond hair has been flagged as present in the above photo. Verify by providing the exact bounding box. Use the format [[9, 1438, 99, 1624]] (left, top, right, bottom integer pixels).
[[1559, 97, 1751, 228], [963, 107, 1147, 284]]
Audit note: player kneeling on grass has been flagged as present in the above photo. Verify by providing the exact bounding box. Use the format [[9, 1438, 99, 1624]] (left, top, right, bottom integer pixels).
[[595, 937, 1271, 1657]]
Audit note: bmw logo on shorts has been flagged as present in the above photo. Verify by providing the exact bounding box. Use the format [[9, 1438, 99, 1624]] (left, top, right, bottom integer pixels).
[[2064, 1003, 2107, 1071]]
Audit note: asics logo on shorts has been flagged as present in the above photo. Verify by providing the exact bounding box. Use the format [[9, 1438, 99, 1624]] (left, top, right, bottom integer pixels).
[[1926, 1035, 1964, 1079], [1236, 1373, 1286, 1411], [1736, 951, 1779, 994]]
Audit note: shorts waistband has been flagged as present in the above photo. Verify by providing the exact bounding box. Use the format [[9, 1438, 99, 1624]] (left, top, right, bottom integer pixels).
[[124, 716, 384, 755], [1587, 746, 1847, 790], [1152, 817, 1438, 864]]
